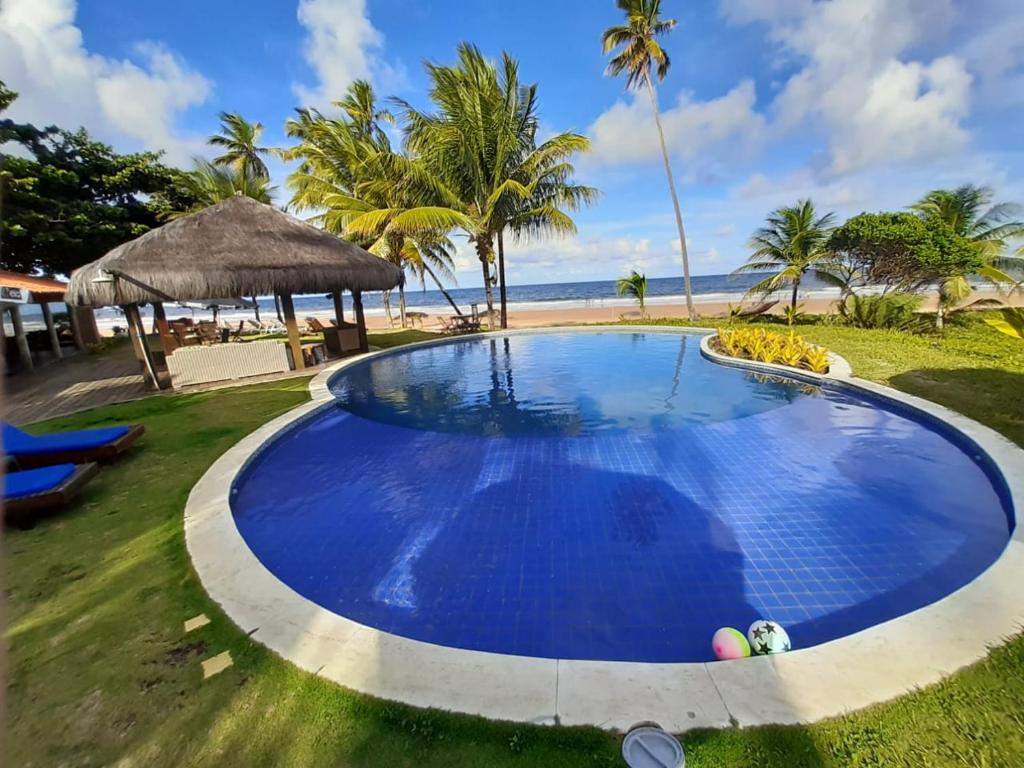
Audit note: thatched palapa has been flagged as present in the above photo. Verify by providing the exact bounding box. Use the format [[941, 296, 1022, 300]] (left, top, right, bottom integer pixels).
[[66, 196, 403, 307]]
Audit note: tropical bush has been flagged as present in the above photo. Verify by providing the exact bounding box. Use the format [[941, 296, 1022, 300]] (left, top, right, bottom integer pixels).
[[828, 212, 982, 329], [616, 270, 647, 310], [838, 292, 925, 331], [985, 307, 1024, 339], [716, 328, 830, 374]]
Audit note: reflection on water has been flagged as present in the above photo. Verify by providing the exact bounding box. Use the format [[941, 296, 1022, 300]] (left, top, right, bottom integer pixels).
[[235, 332, 1014, 662], [330, 333, 807, 436]]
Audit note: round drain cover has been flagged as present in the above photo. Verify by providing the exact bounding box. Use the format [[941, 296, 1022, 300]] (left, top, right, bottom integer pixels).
[[621, 726, 684, 768]]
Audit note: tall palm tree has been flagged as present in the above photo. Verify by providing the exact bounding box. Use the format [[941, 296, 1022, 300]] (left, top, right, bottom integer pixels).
[[733, 200, 839, 310], [165, 160, 274, 219], [396, 44, 596, 328], [616, 269, 648, 310], [335, 79, 395, 143], [911, 184, 1023, 312], [603, 0, 695, 320], [209, 112, 272, 179]]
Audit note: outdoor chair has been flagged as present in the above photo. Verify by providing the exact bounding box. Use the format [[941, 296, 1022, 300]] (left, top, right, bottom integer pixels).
[[736, 300, 778, 318], [196, 321, 220, 344], [3, 421, 145, 469], [4, 462, 99, 528], [170, 322, 200, 346]]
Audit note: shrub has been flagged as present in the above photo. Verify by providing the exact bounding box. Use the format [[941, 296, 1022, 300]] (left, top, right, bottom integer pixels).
[[839, 292, 925, 331], [716, 328, 830, 374]]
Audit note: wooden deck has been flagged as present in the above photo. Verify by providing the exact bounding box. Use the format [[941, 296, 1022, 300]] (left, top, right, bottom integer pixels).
[[3, 340, 331, 426]]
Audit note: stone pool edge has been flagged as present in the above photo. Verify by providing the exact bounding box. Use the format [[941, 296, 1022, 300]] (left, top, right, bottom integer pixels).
[[184, 326, 1024, 733]]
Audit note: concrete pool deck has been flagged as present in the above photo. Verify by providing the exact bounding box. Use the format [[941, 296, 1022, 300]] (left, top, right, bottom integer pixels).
[[185, 327, 1024, 732]]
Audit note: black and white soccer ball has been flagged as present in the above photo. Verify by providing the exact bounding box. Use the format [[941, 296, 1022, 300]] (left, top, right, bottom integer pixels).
[[747, 620, 791, 655]]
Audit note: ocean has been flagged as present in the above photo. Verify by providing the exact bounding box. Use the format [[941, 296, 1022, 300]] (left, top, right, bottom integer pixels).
[[81, 272, 844, 330], [5, 271, 958, 332]]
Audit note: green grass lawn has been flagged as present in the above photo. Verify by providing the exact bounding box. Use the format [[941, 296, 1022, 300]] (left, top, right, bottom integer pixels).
[[5, 321, 1024, 766]]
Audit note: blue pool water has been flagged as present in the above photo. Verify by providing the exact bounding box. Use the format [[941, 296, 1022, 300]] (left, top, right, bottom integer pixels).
[[231, 331, 1013, 662]]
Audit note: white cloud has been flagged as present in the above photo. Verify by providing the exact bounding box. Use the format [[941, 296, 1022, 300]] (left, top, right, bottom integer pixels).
[[588, 80, 766, 167], [958, 0, 1024, 108], [292, 0, 404, 108], [0, 0, 211, 165], [723, 0, 973, 177]]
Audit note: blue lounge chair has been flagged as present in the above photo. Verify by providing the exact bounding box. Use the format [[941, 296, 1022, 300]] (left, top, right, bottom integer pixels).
[[4, 463, 99, 527], [3, 422, 144, 469]]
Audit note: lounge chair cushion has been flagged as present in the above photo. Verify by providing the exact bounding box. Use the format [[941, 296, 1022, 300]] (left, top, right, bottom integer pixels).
[[3, 422, 131, 456], [4, 464, 77, 500]]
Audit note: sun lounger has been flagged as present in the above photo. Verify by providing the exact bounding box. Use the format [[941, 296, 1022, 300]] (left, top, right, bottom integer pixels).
[[4, 462, 99, 527], [736, 300, 778, 318], [3, 422, 145, 469], [305, 317, 331, 334]]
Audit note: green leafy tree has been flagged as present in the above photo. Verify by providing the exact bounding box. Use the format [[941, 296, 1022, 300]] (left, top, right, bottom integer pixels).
[[0, 80, 17, 113], [603, 0, 695, 320], [1, 85, 195, 275], [616, 269, 648, 310], [829, 212, 983, 329], [208, 112, 272, 179], [911, 184, 1023, 310], [732, 200, 840, 311]]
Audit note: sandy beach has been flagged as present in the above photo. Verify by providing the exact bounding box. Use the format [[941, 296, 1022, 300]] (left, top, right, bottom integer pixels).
[[358, 289, 1024, 332], [81, 287, 1024, 335]]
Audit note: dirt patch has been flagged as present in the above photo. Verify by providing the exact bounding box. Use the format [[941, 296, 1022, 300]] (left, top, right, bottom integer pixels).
[[163, 641, 208, 667]]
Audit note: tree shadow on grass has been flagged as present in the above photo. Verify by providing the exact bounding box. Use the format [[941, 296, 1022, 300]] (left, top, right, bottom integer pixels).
[[888, 368, 1024, 449]]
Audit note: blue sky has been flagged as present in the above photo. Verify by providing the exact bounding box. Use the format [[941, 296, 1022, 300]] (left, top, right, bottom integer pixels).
[[3, 0, 1023, 287]]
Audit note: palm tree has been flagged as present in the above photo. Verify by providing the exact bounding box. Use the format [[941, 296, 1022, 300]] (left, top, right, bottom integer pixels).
[[603, 0, 695, 320], [209, 112, 272, 179], [733, 200, 839, 310], [165, 160, 274, 219], [911, 184, 1023, 313], [285, 84, 471, 324], [335, 79, 395, 142], [396, 44, 596, 327], [616, 269, 647, 310]]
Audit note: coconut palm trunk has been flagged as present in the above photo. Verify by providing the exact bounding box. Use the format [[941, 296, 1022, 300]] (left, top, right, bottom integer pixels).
[[398, 283, 408, 328], [382, 290, 394, 327], [421, 261, 464, 316], [274, 294, 284, 323], [476, 238, 496, 321], [497, 231, 509, 329], [645, 75, 695, 320], [790, 278, 801, 311]]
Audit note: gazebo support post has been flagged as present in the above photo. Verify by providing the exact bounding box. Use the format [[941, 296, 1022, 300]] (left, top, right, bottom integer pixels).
[[40, 302, 62, 360], [352, 291, 368, 353], [332, 290, 345, 325], [123, 304, 160, 389], [151, 302, 176, 355], [66, 303, 86, 350], [9, 304, 34, 372], [280, 293, 305, 370]]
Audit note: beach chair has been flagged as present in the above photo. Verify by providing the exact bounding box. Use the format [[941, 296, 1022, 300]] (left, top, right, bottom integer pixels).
[[736, 300, 778, 318], [305, 317, 331, 334], [4, 462, 99, 527], [196, 321, 220, 344], [3, 422, 145, 469]]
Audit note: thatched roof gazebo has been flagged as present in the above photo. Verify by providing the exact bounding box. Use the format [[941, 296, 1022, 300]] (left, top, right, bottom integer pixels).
[[67, 196, 403, 388]]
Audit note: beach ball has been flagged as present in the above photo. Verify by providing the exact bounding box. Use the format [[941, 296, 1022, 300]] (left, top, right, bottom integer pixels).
[[747, 620, 791, 655], [712, 627, 751, 660]]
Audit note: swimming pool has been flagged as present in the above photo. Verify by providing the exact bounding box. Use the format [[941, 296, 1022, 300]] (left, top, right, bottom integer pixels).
[[230, 331, 1014, 663]]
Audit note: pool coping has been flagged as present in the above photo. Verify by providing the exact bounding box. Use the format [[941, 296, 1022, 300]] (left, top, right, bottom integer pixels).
[[185, 326, 1024, 732]]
